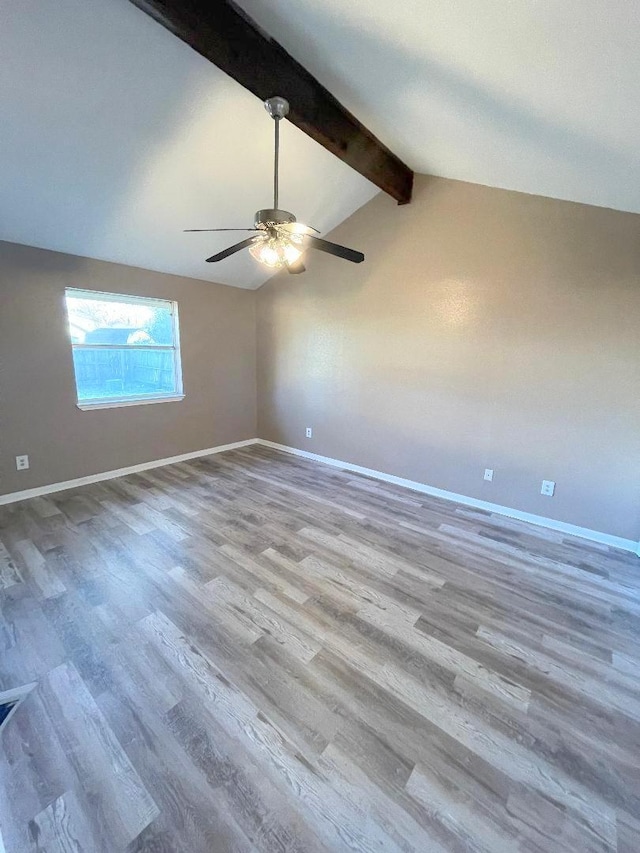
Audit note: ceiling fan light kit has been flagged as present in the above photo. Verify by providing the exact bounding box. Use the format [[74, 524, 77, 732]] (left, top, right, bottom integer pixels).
[[185, 97, 365, 275]]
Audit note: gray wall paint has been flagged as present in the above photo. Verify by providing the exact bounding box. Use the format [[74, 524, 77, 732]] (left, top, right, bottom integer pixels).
[[0, 241, 256, 495], [257, 176, 640, 542]]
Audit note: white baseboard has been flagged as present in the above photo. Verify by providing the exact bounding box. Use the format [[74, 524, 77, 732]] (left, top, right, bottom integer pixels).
[[0, 439, 259, 506], [257, 440, 639, 555], [2, 436, 637, 555]]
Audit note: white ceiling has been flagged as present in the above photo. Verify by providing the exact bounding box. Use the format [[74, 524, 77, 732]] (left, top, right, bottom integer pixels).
[[2, 2, 638, 291], [0, 0, 378, 289], [239, 0, 640, 216]]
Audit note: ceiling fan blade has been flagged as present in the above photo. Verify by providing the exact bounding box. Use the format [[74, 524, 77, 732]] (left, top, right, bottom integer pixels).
[[185, 228, 259, 232], [206, 236, 258, 263], [287, 259, 306, 274], [277, 222, 320, 236], [304, 235, 364, 263]]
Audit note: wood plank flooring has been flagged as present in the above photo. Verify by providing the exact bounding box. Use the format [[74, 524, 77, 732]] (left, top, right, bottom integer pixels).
[[0, 444, 639, 852]]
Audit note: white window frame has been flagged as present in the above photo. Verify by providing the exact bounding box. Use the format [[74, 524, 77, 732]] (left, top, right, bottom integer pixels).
[[65, 288, 184, 411]]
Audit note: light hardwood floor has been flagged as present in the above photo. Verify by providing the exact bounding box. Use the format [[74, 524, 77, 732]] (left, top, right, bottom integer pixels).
[[0, 445, 639, 852]]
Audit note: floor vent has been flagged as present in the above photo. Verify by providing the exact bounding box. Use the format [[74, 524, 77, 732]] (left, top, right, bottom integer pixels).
[[0, 683, 36, 734]]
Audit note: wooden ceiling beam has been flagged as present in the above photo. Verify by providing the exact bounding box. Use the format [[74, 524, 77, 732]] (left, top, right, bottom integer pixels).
[[129, 0, 414, 204]]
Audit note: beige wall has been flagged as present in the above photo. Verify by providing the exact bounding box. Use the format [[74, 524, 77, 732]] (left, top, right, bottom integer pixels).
[[0, 241, 256, 495], [257, 176, 640, 542], [2, 178, 639, 542]]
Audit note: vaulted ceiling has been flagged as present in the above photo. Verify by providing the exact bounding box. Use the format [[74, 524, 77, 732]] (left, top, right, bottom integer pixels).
[[2, 0, 638, 290], [237, 0, 640, 217], [0, 0, 378, 289]]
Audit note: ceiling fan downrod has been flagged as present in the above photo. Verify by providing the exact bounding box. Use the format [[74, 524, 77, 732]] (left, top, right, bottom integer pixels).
[[265, 96, 289, 210], [254, 97, 296, 229]]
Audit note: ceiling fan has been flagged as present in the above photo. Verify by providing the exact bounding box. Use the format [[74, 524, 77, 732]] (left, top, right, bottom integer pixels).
[[185, 96, 364, 274]]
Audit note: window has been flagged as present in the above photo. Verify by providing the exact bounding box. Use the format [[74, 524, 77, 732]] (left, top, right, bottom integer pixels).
[[64, 288, 183, 409]]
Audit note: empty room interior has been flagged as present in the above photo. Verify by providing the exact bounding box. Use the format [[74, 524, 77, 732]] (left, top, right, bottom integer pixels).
[[1, 1, 640, 851]]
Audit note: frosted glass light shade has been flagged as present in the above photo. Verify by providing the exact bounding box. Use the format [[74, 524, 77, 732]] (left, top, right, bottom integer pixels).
[[249, 235, 302, 269]]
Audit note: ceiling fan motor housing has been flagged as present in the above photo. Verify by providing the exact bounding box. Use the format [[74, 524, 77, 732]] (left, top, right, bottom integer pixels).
[[254, 209, 296, 228]]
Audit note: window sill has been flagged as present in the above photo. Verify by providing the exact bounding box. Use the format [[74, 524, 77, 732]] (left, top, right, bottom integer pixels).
[[77, 395, 185, 411]]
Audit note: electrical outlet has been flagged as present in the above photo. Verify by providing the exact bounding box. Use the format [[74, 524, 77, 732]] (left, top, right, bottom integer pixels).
[[541, 480, 555, 496], [305, 427, 313, 438], [15, 455, 29, 471], [484, 468, 494, 482]]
